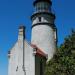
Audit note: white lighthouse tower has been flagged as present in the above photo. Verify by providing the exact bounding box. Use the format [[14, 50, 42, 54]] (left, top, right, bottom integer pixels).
[[8, 0, 57, 75], [31, 0, 57, 60]]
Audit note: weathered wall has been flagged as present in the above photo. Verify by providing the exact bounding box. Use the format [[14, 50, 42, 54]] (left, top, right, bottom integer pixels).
[[31, 14, 56, 60], [8, 42, 19, 75], [8, 40, 35, 75], [31, 25, 55, 60], [24, 40, 35, 75]]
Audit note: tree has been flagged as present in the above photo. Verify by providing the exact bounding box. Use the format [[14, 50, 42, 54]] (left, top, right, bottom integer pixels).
[[45, 30, 75, 75]]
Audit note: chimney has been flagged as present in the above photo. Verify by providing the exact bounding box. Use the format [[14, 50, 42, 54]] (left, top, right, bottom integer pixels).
[[18, 25, 25, 40]]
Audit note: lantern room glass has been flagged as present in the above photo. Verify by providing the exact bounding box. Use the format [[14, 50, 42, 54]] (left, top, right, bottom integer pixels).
[[35, 2, 50, 13]]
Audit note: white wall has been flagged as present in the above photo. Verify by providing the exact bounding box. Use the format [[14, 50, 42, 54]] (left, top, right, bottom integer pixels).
[[8, 40, 35, 75], [24, 40, 35, 75], [31, 13, 56, 61], [8, 42, 19, 75]]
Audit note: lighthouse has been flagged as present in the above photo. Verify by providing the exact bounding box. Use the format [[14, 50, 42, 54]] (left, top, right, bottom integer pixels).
[[8, 0, 57, 75], [31, 0, 57, 60]]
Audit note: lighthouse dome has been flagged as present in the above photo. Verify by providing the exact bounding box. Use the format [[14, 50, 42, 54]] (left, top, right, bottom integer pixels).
[[33, 0, 52, 6]]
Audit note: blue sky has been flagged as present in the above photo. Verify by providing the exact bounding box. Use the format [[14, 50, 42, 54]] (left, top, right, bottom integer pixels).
[[0, 0, 75, 75]]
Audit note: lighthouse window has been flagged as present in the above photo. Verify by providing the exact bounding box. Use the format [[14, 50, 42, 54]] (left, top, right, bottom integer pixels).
[[16, 66, 18, 71], [38, 17, 41, 22]]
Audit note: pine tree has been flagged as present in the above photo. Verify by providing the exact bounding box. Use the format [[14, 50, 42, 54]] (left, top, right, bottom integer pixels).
[[45, 30, 75, 75]]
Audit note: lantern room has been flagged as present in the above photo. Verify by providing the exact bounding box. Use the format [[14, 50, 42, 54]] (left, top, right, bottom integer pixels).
[[33, 0, 52, 13]]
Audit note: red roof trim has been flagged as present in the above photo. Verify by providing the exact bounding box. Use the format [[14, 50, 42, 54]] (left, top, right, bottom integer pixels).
[[31, 44, 47, 58]]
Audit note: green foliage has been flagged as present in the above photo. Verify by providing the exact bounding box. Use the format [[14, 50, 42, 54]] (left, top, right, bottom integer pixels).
[[45, 30, 75, 75]]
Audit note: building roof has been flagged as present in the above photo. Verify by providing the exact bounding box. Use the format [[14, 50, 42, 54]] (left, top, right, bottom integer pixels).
[[33, 0, 52, 6], [31, 44, 47, 59]]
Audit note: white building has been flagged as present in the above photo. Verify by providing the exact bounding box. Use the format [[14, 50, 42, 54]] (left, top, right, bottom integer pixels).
[[8, 0, 57, 75]]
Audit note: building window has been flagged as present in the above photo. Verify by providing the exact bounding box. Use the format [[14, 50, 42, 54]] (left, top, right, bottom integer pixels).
[[16, 66, 18, 71], [38, 17, 41, 22]]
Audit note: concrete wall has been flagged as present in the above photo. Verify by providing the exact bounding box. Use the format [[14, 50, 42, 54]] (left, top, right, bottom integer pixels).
[[8, 42, 19, 75], [8, 40, 35, 75], [31, 25, 55, 60], [31, 14, 56, 61], [24, 40, 35, 75]]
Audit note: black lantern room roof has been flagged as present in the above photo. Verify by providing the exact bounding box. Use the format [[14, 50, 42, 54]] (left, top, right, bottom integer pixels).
[[33, 0, 52, 6]]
